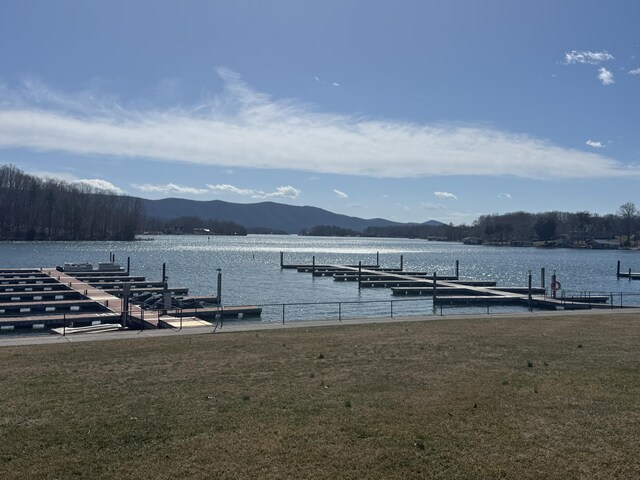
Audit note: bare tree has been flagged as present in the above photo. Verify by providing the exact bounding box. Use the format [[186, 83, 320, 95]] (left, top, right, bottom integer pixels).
[[0, 164, 141, 240], [617, 202, 637, 247]]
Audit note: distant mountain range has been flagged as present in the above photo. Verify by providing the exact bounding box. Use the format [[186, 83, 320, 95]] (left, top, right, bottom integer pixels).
[[141, 198, 445, 234]]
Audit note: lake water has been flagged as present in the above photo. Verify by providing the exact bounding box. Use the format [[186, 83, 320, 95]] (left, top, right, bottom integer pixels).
[[1, 235, 639, 323]]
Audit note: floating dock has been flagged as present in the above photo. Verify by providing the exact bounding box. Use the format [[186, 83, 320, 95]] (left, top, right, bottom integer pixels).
[[616, 261, 640, 280], [0, 263, 261, 332], [282, 255, 612, 311]]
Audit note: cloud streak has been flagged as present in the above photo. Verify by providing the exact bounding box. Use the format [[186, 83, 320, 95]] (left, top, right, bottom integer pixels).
[[132, 183, 210, 195], [75, 178, 124, 194], [586, 139, 605, 148], [563, 50, 614, 65], [206, 183, 301, 199], [0, 69, 634, 180], [434, 191, 458, 200], [29, 170, 125, 194], [333, 189, 348, 199]]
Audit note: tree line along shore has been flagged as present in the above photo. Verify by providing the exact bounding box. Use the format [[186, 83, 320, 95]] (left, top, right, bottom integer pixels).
[[0, 165, 247, 240], [1, 164, 637, 245], [301, 203, 639, 249]]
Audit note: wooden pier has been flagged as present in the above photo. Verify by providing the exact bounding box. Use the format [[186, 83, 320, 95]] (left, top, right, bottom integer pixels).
[[0, 264, 262, 332], [0, 269, 123, 330], [283, 254, 611, 311]]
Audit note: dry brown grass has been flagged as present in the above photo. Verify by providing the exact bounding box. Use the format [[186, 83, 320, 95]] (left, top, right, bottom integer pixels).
[[1, 313, 640, 479]]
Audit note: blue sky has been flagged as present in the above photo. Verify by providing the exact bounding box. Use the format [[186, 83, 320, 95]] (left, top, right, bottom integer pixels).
[[1, 1, 639, 224]]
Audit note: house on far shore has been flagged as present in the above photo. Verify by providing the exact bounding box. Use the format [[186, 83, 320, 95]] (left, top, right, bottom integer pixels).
[[163, 226, 184, 235], [586, 238, 619, 249], [193, 228, 211, 235], [510, 240, 533, 247], [462, 236, 483, 245]]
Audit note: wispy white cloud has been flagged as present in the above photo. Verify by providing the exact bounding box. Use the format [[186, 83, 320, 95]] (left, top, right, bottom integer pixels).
[[75, 178, 124, 194], [0, 69, 634, 180], [132, 183, 209, 195], [421, 202, 446, 210], [434, 191, 458, 200], [333, 189, 348, 199], [28, 169, 124, 193], [586, 139, 606, 148], [206, 184, 253, 196], [629, 68, 640, 75], [564, 50, 614, 65], [497, 193, 512, 199], [206, 183, 301, 199], [332, 82, 340, 87], [267, 185, 300, 199], [598, 67, 614, 85], [394, 203, 411, 212], [30, 169, 80, 183]]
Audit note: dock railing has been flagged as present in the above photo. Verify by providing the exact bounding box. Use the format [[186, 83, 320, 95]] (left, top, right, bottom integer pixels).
[[543, 290, 640, 309], [121, 290, 640, 331]]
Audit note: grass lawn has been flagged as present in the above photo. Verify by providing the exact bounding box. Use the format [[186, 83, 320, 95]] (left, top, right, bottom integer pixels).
[[1, 313, 640, 479]]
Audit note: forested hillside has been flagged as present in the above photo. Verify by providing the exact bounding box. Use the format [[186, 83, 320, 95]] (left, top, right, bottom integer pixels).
[[0, 165, 142, 240]]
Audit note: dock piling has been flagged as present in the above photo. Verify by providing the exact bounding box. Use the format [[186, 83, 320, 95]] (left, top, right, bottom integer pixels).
[[432, 271, 437, 300], [376, 251, 379, 266], [122, 283, 130, 327], [541, 267, 545, 289], [127, 257, 130, 275], [400, 255, 404, 271], [528, 270, 533, 311], [312, 256, 316, 275], [280, 252, 284, 268], [617, 260, 621, 278], [162, 263, 166, 284], [455, 260, 459, 278], [358, 262, 362, 290], [630, 268, 632, 282], [216, 269, 222, 305]]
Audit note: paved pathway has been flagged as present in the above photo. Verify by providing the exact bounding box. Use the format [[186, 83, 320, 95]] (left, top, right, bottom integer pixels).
[[1, 307, 639, 348]]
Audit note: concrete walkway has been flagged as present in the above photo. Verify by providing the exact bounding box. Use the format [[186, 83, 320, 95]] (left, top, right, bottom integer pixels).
[[1, 307, 639, 348]]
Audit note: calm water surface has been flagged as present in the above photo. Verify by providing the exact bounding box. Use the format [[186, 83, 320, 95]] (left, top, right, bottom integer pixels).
[[0, 235, 638, 322]]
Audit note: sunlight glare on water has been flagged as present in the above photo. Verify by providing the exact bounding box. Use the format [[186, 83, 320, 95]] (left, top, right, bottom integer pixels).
[[0, 235, 638, 322]]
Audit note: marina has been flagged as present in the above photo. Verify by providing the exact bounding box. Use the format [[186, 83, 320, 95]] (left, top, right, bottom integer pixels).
[[0, 262, 262, 332], [0, 236, 639, 329]]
